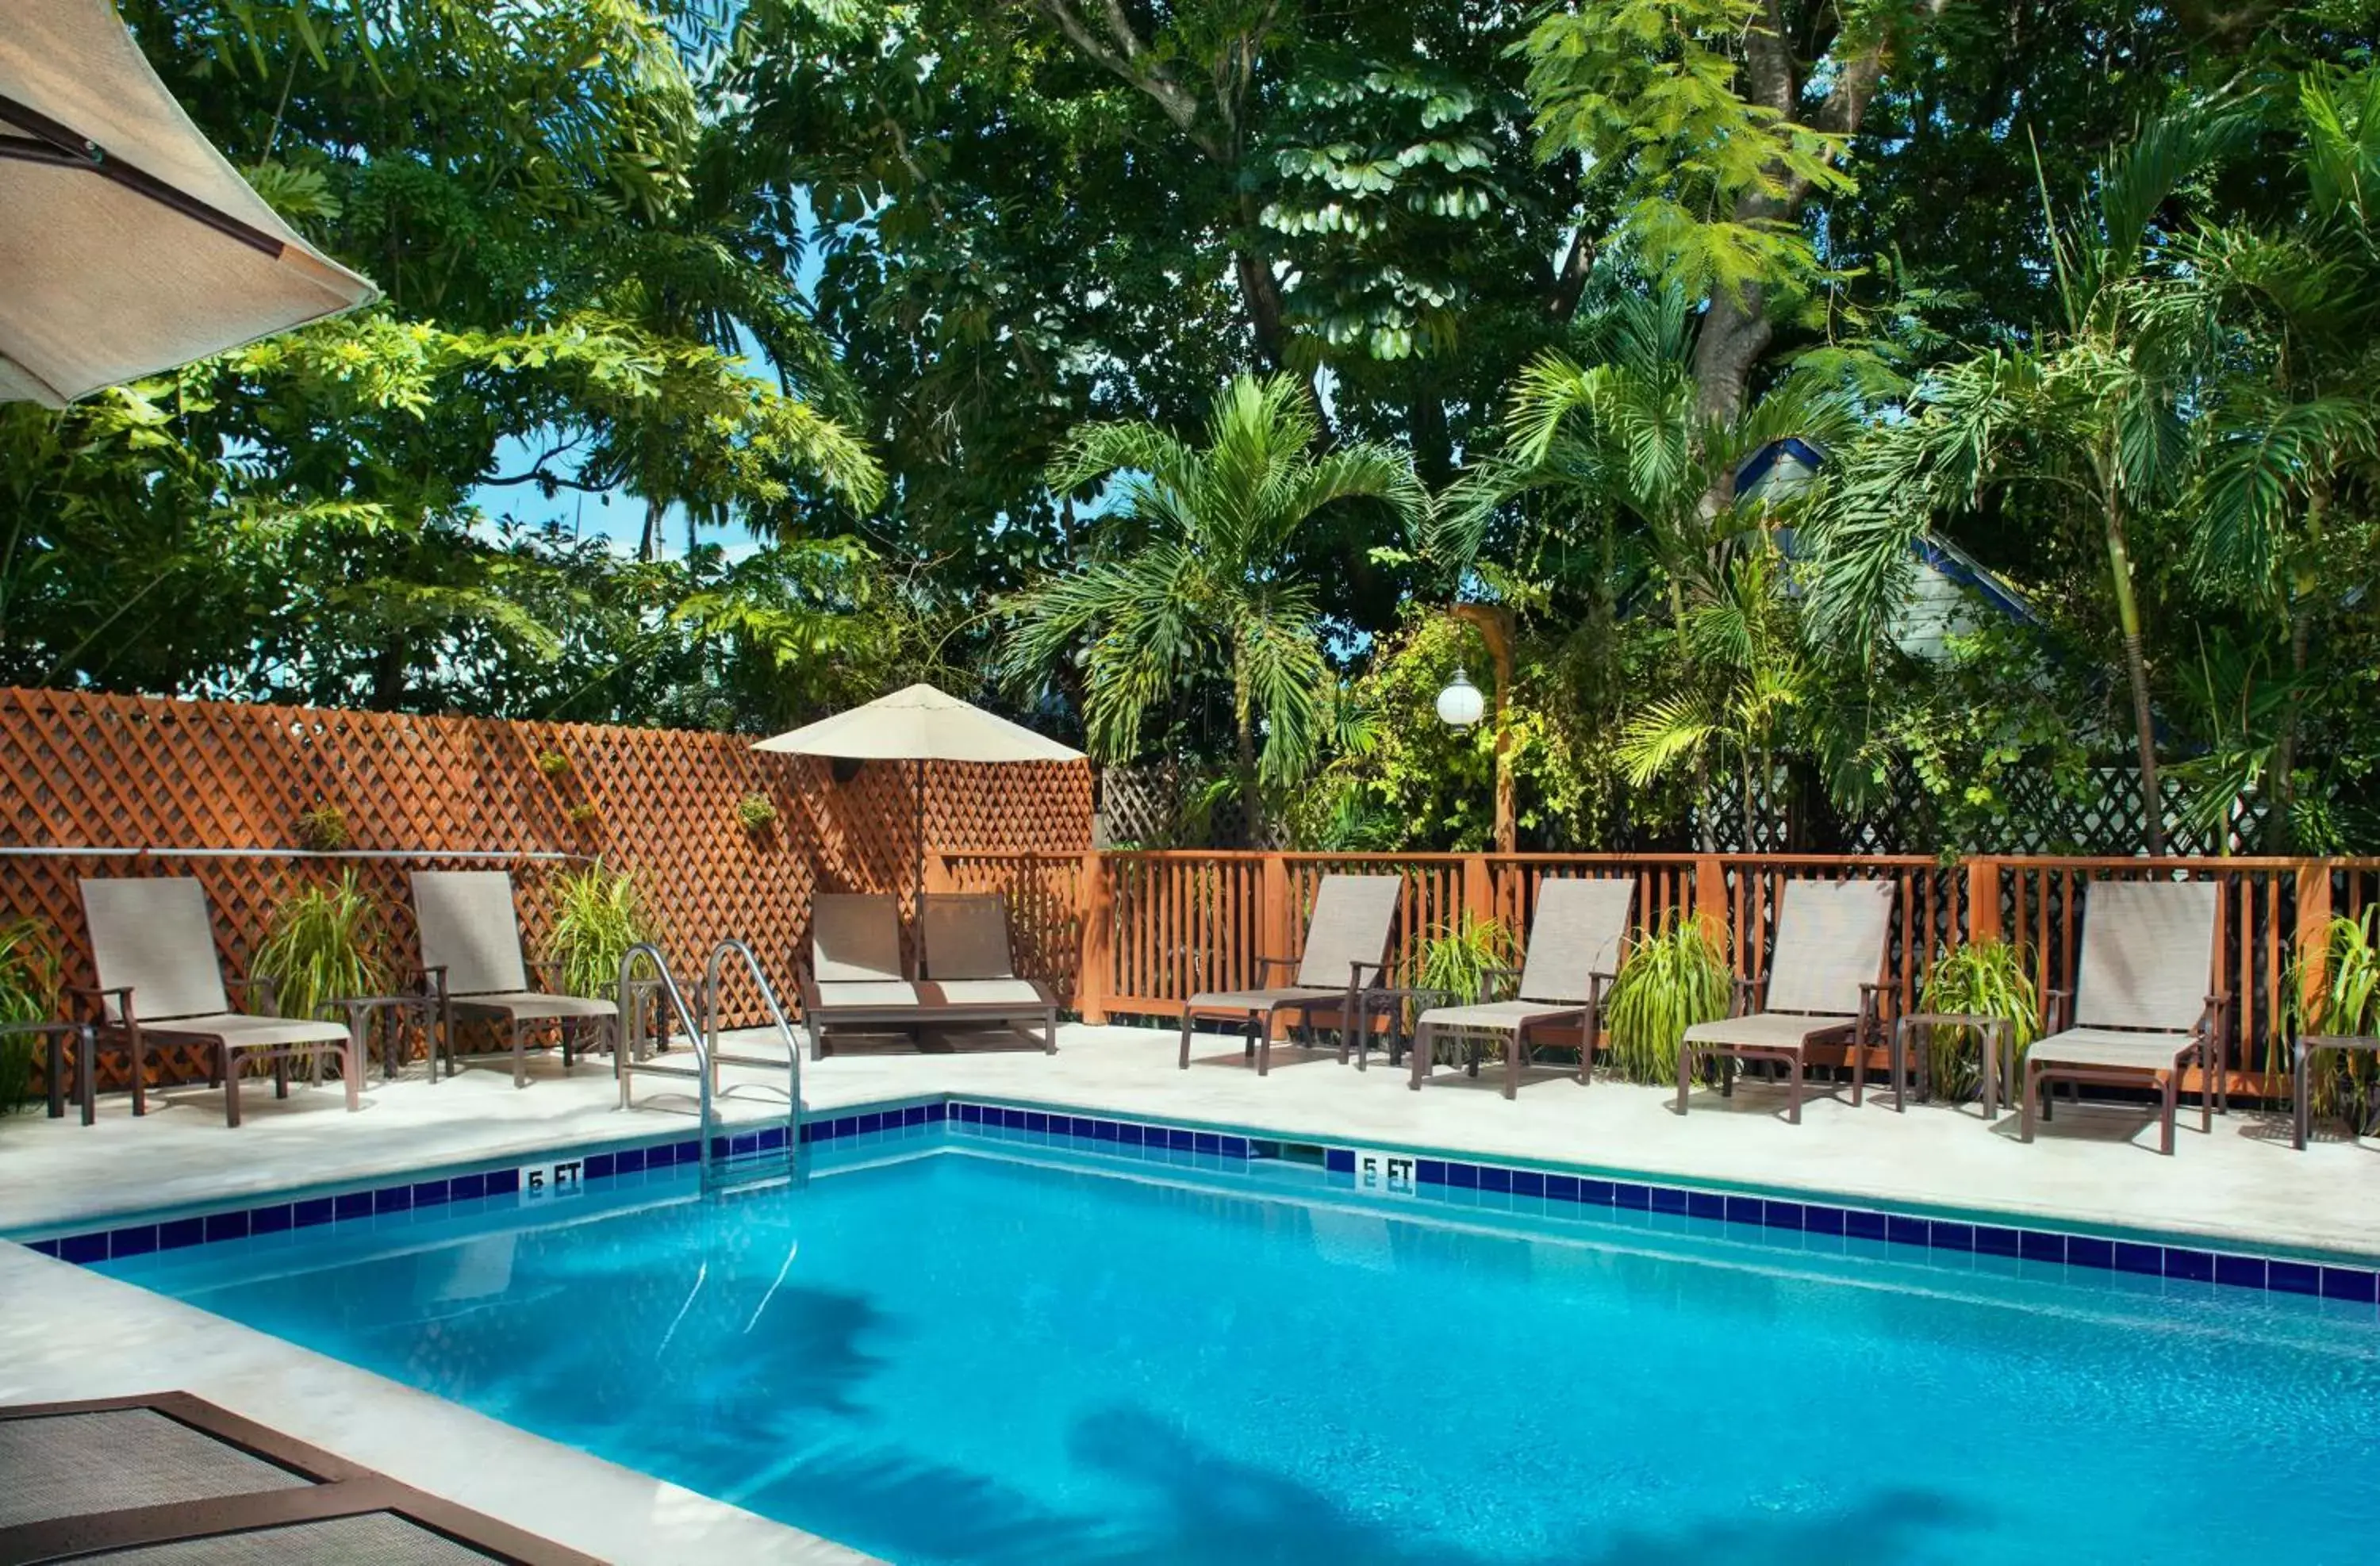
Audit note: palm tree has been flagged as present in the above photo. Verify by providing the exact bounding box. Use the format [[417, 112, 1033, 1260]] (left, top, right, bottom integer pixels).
[[1003, 374, 1426, 839]]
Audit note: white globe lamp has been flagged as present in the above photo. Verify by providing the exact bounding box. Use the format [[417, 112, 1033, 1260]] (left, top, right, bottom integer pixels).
[[1436, 667, 1485, 730]]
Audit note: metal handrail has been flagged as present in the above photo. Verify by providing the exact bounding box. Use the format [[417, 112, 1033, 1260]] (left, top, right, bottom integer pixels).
[[702, 937, 803, 1157], [616, 939, 803, 1189]]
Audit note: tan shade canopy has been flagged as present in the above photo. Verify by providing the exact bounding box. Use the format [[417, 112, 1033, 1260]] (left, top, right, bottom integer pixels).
[[753, 683, 1084, 764], [0, 0, 379, 405]]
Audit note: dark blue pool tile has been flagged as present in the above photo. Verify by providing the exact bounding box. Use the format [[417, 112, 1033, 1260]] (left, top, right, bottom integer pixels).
[[159, 1216, 205, 1251], [2112, 1242, 2163, 1276], [585, 1152, 618, 1180], [797, 1119, 820, 1143], [1092, 1119, 1120, 1142], [708, 1135, 733, 1161], [1722, 1194, 1761, 1226], [955, 1102, 978, 1123], [2320, 1267, 2378, 1303], [758, 1127, 788, 1152], [1545, 1173, 1580, 1203], [2213, 1253, 2266, 1289], [1325, 1148, 1355, 1174], [1118, 1123, 1145, 1146], [293, 1197, 334, 1228], [1765, 1201, 1807, 1232], [1974, 1226, 2020, 1257], [1016, 1111, 1042, 1134], [25, 1238, 60, 1258], [2163, 1247, 2214, 1282], [1614, 1182, 1652, 1211], [1416, 1159, 1448, 1186], [2267, 1260, 2321, 1296], [1885, 1215, 1929, 1248], [248, 1204, 291, 1236], [1447, 1162, 1479, 1190], [2017, 1230, 2064, 1264], [332, 1192, 375, 1222], [447, 1173, 485, 1202], [2065, 1236, 2113, 1272], [1191, 1132, 1219, 1157], [904, 1105, 927, 1127], [861, 1112, 887, 1135], [618, 1147, 648, 1173], [926, 1101, 947, 1123], [1512, 1169, 1546, 1199], [1928, 1220, 1973, 1253], [1479, 1165, 1512, 1194], [204, 1211, 251, 1242], [1648, 1184, 1685, 1214], [486, 1168, 520, 1195], [1802, 1204, 1844, 1236], [59, 1233, 106, 1265], [1678, 1190, 1721, 1222], [109, 1225, 158, 1258], [1224, 1136, 1252, 1159], [1580, 1179, 1616, 1207], [1844, 1209, 1887, 1241], [730, 1132, 760, 1157]]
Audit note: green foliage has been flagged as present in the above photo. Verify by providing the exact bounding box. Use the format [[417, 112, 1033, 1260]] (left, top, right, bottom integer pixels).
[[253, 872, 390, 1022], [0, 920, 63, 1116], [735, 793, 779, 830], [295, 803, 349, 851], [547, 864, 651, 1000], [1914, 941, 2040, 1102], [1603, 920, 1729, 1084], [2294, 912, 2380, 1127], [1418, 915, 1522, 1007]]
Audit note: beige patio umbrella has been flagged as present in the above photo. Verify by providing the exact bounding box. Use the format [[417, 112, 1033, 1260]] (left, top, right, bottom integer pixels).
[[0, 0, 379, 405], [753, 683, 1084, 901]]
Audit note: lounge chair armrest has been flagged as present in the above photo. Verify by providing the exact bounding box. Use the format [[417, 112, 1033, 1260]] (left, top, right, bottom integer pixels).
[[1858, 981, 1891, 1028], [1729, 973, 1765, 1018], [2045, 987, 2074, 1034], [1347, 960, 1390, 989], [1252, 954, 1300, 980], [1480, 964, 1522, 1002], [66, 984, 136, 1025]]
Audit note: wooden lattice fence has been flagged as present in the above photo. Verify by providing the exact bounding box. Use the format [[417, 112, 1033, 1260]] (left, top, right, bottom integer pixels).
[[0, 688, 1092, 1087]]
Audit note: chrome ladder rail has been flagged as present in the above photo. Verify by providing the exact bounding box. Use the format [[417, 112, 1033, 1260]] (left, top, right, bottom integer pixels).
[[615, 941, 802, 1190]]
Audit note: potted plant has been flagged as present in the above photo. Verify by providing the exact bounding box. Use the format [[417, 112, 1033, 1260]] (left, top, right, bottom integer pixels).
[[1602, 920, 1730, 1084], [2294, 911, 2380, 1134], [536, 750, 572, 777], [1914, 938, 2040, 1101], [547, 863, 651, 999], [295, 801, 349, 851], [253, 869, 389, 1021], [735, 792, 780, 831], [0, 919, 62, 1116]]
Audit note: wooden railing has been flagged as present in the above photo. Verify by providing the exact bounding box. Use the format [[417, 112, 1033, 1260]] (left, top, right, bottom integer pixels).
[[936, 849, 2380, 1097]]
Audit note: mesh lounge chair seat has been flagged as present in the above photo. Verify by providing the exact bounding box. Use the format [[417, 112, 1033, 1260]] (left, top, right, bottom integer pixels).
[[1413, 877, 1635, 1100], [2021, 880, 2226, 1157], [1676, 879, 1897, 1124], [78, 877, 360, 1128], [412, 871, 617, 1088], [1180, 873, 1402, 1076]]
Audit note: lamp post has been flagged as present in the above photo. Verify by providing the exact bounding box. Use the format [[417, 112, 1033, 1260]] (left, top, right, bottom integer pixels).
[[1438, 603, 1515, 854]]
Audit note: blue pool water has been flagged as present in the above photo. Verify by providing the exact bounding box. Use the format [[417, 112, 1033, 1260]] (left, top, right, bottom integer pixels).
[[105, 1138, 2380, 1564]]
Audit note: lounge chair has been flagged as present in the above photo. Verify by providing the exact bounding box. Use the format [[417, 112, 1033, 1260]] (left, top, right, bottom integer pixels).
[[0, 1391, 598, 1564], [411, 870, 617, 1088], [919, 892, 1061, 1054], [1409, 877, 1635, 1100], [76, 876, 360, 1128], [1177, 873, 1401, 1076], [2021, 879, 2225, 1156], [1676, 877, 1896, 1123]]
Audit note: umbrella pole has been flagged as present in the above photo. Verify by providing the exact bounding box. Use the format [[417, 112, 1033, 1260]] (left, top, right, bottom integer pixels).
[[914, 757, 927, 915]]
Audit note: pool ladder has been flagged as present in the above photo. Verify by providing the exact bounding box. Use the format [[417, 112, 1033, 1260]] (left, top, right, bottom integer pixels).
[[614, 939, 803, 1192]]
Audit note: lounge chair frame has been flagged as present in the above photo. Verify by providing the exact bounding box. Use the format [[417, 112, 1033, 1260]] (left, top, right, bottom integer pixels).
[[412, 871, 619, 1089], [797, 893, 1062, 1057], [1675, 879, 1896, 1124], [1176, 873, 1401, 1076], [2019, 880, 2228, 1157], [76, 877, 360, 1128], [1409, 878, 1634, 1100]]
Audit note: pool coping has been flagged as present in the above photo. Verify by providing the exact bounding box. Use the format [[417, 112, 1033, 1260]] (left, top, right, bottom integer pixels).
[[20, 1091, 2379, 1311]]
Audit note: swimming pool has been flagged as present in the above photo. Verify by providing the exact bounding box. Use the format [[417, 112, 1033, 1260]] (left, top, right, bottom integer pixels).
[[98, 1120, 2380, 1566]]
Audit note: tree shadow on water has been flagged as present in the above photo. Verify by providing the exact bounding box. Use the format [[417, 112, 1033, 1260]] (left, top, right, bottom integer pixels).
[[1068, 1406, 1983, 1566]]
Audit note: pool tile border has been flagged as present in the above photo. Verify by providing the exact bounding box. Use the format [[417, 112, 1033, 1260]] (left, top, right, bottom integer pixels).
[[17, 1094, 2377, 1313]]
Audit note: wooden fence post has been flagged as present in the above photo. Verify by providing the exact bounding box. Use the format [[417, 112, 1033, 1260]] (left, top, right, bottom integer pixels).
[[1693, 854, 1728, 961], [1461, 854, 1492, 928], [1261, 852, 1292, 1039], [1967, 855, 2001, 946], [2297, 858, 2332, 1021], [1077, 850, 1112, 1024]]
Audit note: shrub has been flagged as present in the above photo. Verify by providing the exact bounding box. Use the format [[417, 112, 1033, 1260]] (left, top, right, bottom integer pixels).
[[1602, 921, 1729, 1084], [2294, 912, 2380, 1128], [735, 792, 779, 830], [0, 919, 61, 1115], [547, 864, 650, 1000], [566, 801, 601, 827], [536, 750, 572, 777], [1915, 939, 2040, 1101], [295, 802, 348, 851], [253, 871, 388, 1022]]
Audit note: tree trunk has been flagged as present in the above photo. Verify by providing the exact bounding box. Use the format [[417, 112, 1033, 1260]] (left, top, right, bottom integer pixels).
[[1233, 646, 1261, 845], [2104, 496, 2166, 856], [639, 498, 666, 562], [2271, 601, 2308, 853]]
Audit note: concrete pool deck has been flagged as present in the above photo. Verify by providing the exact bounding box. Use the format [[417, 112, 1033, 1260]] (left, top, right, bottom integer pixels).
[[7, 1021, 2375, 1256], [1, 1021, 2374, 1564]]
